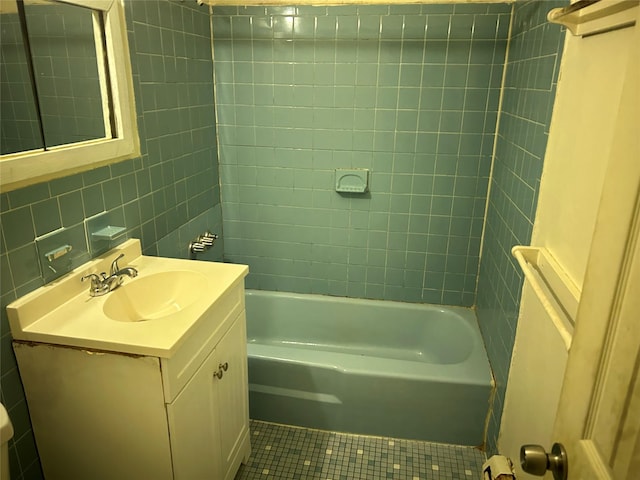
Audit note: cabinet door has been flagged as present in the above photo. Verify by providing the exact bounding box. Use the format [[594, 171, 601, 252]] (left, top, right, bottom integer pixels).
[[166, 347, 221, 480], [216, 311, 250, 480], [14, 343, 173, 480]]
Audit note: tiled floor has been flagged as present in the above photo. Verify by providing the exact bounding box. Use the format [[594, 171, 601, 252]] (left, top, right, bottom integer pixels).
[[235, 420, 486, 480]]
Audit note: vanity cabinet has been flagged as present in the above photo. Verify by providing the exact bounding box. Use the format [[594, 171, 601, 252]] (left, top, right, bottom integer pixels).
[[13, 282, 250, 480]]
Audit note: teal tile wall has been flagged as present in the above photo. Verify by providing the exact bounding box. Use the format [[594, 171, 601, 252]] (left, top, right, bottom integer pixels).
[[475, 0, 566, 454], [0, 14, 41, 154], [214, 3, 511, 305], [1, 3, 106, 153], [0, 2, 219, 479], [26, 3, 106, 148]]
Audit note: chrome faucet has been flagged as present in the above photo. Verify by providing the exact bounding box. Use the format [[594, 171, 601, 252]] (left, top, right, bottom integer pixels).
[[81, 253, 138, 297]]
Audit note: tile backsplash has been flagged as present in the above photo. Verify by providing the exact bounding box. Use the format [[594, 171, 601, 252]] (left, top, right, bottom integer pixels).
[[214, 3, 511, 306]]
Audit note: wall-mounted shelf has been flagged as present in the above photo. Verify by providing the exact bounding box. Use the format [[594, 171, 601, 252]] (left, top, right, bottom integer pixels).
[[91, 225, 126, 241], [547, 0, 638, 37], [85, 212, 128, 255]]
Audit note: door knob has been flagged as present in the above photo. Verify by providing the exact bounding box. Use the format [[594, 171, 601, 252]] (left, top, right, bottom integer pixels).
[[520, 443, 567, 480]]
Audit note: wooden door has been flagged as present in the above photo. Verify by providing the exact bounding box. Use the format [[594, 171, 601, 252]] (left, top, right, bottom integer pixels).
[[552, 7, 640, 479]]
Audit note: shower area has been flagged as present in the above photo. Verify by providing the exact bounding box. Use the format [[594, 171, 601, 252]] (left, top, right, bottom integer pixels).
[[210, 1, 563, 452], [214, 3, 507, 306]]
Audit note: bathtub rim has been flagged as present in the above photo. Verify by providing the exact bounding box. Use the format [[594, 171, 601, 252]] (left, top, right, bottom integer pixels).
[[244, 289, 493, 385]]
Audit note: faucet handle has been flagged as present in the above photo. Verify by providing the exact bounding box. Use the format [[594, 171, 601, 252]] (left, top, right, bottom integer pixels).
[[81, 273, 101, 285], [190, 241, 206, 253], [81, 273, 109, 297], [200, 232, 218, 247], [110, 253, 125, 275]]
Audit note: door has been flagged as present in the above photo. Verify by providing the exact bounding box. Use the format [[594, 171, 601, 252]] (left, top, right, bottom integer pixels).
[[550, 6, 639, 479], [167, 346, 222, 480], [216, 312, 251, 480]]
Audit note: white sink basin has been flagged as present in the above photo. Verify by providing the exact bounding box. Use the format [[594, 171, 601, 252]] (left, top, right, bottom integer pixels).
[[103, 271, 206, 322], [6, 239, 248, 357]]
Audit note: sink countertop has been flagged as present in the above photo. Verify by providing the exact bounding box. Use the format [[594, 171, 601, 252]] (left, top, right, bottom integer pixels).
[[6, 239, 248, 358]]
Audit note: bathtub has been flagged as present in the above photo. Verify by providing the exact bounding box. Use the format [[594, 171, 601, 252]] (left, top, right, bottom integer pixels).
[[245, 290, 494, 446]]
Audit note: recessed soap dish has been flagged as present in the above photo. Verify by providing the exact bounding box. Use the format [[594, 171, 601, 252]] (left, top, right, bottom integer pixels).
[[335, 168, 369, 193]]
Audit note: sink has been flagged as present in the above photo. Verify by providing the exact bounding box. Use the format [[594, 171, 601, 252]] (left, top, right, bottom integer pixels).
[[103, 271, 206, 322], [6, 239, 248, 357]]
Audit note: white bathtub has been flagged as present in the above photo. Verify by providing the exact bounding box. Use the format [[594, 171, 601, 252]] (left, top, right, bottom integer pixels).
[[245, 290, 494, 446]]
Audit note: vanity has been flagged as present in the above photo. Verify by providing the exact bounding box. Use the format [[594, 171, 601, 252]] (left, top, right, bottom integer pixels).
[[7, 239, 250, 480]]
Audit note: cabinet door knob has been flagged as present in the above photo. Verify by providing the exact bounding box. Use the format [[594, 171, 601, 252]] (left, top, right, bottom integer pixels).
[[220, 362, 229, 372], [214, 369, 223, 379]]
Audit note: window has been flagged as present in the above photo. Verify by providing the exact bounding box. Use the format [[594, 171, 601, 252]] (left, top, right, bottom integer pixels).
[[0, 0, 139, 192]]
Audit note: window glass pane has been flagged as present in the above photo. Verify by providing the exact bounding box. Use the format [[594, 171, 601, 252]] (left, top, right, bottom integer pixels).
[[0, 0, 43, 154], [24, 0, 107, 148]]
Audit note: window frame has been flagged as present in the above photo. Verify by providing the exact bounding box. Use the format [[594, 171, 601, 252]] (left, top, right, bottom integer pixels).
[[0, 0, 139, 192]]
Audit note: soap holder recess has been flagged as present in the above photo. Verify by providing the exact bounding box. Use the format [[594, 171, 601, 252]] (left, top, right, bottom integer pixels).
[[335, 168, 369, 193], [91, 225, 126, 241]]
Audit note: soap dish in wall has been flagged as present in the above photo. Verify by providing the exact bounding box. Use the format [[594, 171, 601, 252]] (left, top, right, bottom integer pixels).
[[335, 168, 369, 193], [91, 225, 126, 240]]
